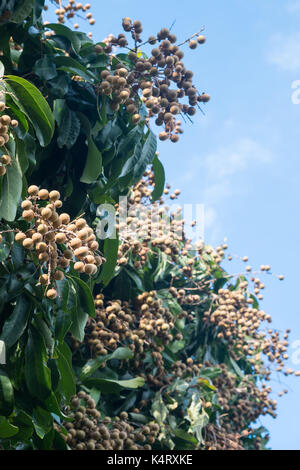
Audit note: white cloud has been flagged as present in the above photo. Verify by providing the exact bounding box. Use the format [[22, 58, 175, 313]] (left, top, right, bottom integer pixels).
[[268, 32, 300, 71], [186, 137, 272, 244]]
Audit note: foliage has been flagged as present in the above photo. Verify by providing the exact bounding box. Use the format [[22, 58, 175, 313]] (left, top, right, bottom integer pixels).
[[0, 0, 294, 451]]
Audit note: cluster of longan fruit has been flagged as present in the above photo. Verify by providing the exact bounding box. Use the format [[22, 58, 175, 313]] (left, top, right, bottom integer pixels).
[[85, 292, 175, 383], [212, 363, 276, 445], [204, 424, 245, 451], [95, 18, 209, 141], [48, 1, 93, 26], [202, 286, 292, 377], [0, 100, 18, 151], [61, 391, 159, 450], [13, 185, 103, 299]]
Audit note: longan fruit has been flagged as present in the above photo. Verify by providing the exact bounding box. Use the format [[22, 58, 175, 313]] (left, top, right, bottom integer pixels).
[[54, 270, 64, 281], [41, 207, 52, 219], [10, 120, 18, 128], [15, 232, 26, 243], [0, 154, 11, 165], [49, 190, 60, 201], [23, 238, 34, 249], [63, 249, 73, 260], [36, 242, 47, 252], [0, 102, 5, 112], [70, 238, 82, 249], [22, 209, 35, 221], [45, 232, 55, 242], [74, 261, 85, 272], [55, 233, 67, 244], [38, 252, 49, 262], [21, 199, 32, 210], [89, 241, 99, 251], [28, 185, 39, 196], [170, 134, 179, 143], [32, 233, 43, 243], [132, 114, 141, 124], [0, 166, 6, 176], [74, 246, 89, 258], [75, 218, 86, 229], [77, 228, 88, 240], [54, 200, 63, 209], [94, 44, 103, 54], [37, 224, 48, 235], [39, 274, 48, 285], [197, 35, 206, 44], [0, 115, 11, 126], [59, 213, 70, 225], [46, 289, 57, 300], [84, 264, 97, 275]]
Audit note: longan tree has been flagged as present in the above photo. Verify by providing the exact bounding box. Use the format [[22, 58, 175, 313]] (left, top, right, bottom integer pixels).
[[0, 1, 294, 451]]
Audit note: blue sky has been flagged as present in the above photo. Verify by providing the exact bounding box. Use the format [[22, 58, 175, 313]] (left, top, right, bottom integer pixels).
[[47, 0, 300, 449]]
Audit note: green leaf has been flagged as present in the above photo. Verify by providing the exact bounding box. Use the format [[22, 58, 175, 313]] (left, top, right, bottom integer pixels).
[[53, 56, 96, 82], [5, 75, 55, 147], [25, 325, 52, 400], [151, 154, 165, 201], [45, 24, 81, 54], [0, 295, 31, 348], [0, 149, 22, 221], [57, 105, 80, 149], [55, 343, 76, 402], [0, 369, 14, 416], [11, 0, 34, 23], [68, 276, 96, 318], [80, 135, 102, 184], [32, 406, 53, 439], [133, 129, 157, 180], [83, 376, 144, 394], [173, 428, 198, 445], [79, 347, 133, 381], [97, 237, 119, 287], [55, 310, 72, 343], [186, 393, 209, 445], [34, 56, 57, 80], [0, 416, 19, 438]]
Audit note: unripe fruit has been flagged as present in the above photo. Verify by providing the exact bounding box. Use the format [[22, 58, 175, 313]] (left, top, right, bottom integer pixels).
[[39, 274, 48, 285], [59, 213, 70, 225], [23, 238, 34, 249], [46, 289, 57, 300], [28, 185, 39, 196], [22, 209, 35, 221], [74, 261, 85, 272]]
